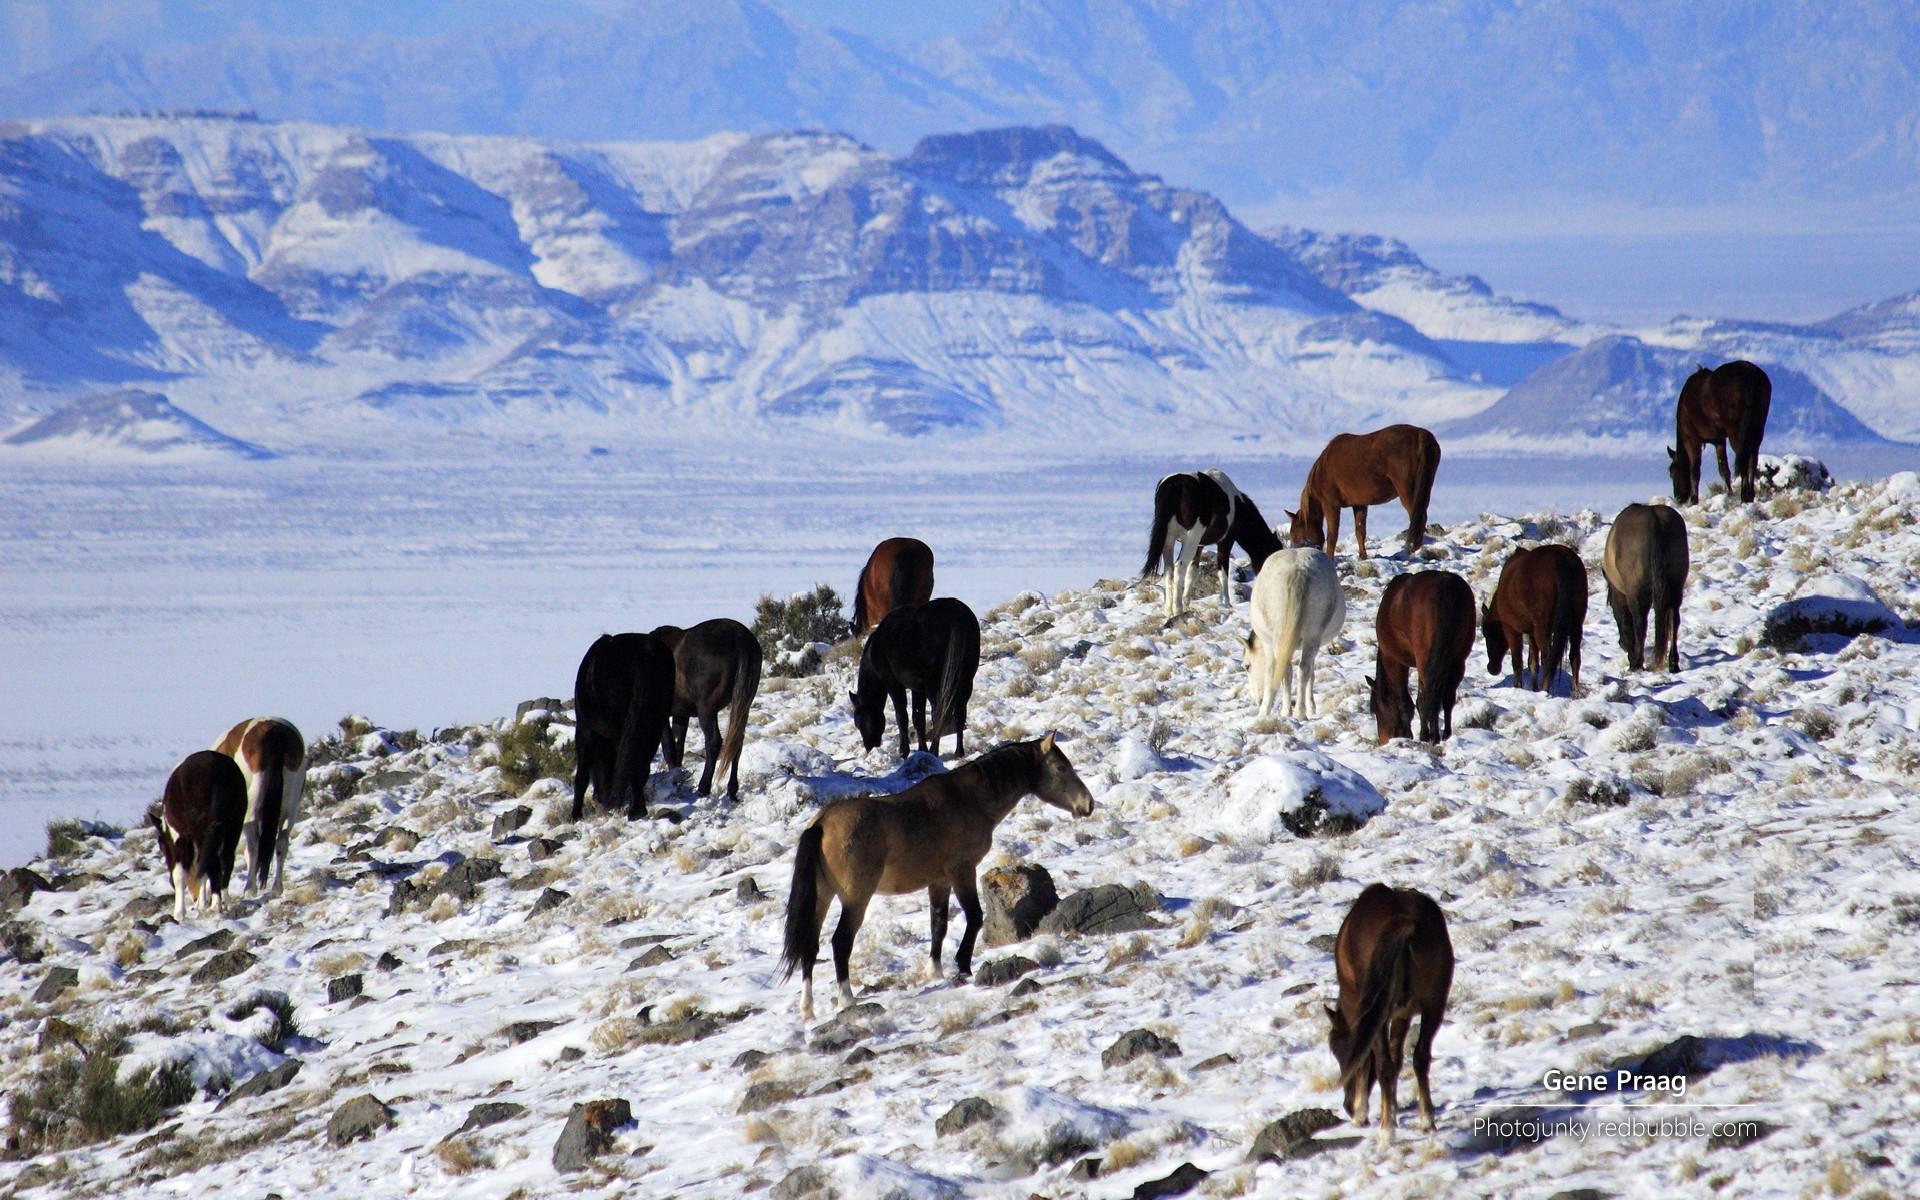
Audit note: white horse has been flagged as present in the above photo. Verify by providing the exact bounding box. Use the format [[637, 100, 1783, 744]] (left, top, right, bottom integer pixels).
[[1245, 547, 1345, 718], [213, 717, 307, 896]]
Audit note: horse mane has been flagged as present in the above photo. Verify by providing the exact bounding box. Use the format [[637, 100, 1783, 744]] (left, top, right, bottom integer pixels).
[[958, 739, 1040, 792]]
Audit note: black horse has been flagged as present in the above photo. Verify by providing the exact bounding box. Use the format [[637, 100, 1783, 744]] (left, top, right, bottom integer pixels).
[[851, 597, 981, 758], [572, 632, 676, 820], [1143, 469, 1285, 616], [650, 619, 763, 801]]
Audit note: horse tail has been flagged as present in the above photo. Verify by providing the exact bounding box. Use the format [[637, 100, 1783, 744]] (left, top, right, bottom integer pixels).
[[1409, 430, 1441, 542], [1650, 542, 1676, 670], [1543, 565, 1579, 697], [1340, 915, 1420, 1088], [1143, 486, 1174, 578], [933, 610, 979, 742], [781, 823, 827, 980], [1273, 559, 1308, 688], [851, 573, 869, 637], [718, 640, 762, 797], [1420, 586, 1468, 736]]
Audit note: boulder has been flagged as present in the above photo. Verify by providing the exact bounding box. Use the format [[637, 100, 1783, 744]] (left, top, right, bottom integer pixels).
[[32, 966, 78, 1003], [1133, 1163, 1208, 1199], [974, 955, 1039, 987], [492, 806, 533, 839], [552, 1098, 632, 1172], [1248, 1108, 1342, 1162], [455, 1101, 527, 1136], [1, 867, 51, 911], [1102, 1028, 1181, 1069], [1037, 882, 1162, 937], [530, 888, 570, 917], [327, 974, 364, 1003], [935, 1097, 997, 1136], [981, 864, 1058, 945], [191, 948, 257, 986], [218, 1059, 303, 1110], [328, 1094, 396, 1146]]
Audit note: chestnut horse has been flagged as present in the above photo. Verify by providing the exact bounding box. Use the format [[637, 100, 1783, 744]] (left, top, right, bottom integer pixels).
[[1288, 425, 1441, 558], [852, 597, 981, 758], [1603, 503, 1689, 672], [1142, 469, 1285, 616], [150, 750, 247, 922], [1481, 544, 1587, 696], [780, 735, 1095, 1020], [852, 537, 935, 636], [572, 632, 676, 820], [650, 619, 763, 801], [1326, 883, 1454, 1147], [1669, 361, 1771, 504], [213, 716, 305, 897], [1368, 570, 1475, 744]]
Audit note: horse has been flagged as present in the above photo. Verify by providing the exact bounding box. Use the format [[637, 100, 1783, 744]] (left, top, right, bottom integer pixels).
[[1603, 503, 1689, 672], [649, 619, 763, 801], [1481, 544, 1587, 696], [571, 632, 676, 820], [1142, 469, 1286, 617], [1368, 570, 1475, 744], [1325, 883, 1454, 1147], [1669, 361, 1771, 504], [852, 537, 935, 637], [1287, 424, 1442, 558], [1244, 547, 1345, 719], [851, 597, 980, 759], [212, 716, 305, 897], [779, 734, 1095, 1020], [149, 750, 248, 922]]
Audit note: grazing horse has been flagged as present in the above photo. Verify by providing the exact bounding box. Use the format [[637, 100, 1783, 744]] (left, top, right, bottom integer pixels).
[[572, 632, 676, 820], [852, 537, 935, 637], [1288, 424, 1442, 558], [1669, 361, 1771, 504], [649, 619, 763, 801], [1603, 503, 1689, 672], [1325, 883, 1454, 1147], [1143, 469, 1285, 617], [780, 734, 1095, 1020], [212, 716, 305, 897], [150, 750, 247, 922], [851, 597, 981, 759], [1244, 547, 1345, 719], [1368, 570, 1475, 744], [1481, 545, 1588, 696]]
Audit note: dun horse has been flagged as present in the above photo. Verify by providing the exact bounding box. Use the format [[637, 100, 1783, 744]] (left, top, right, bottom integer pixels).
[[852, 537, 936, 637], [150, 750, 247, 922], [212, 716, 306, 896], [1288, 424, 1441, 558], [650, 619, 763, 801], [1670, 361, 1771, 504], [1142, 469, 1285, 616], [572, 632, 676, 820], [780, 735, 1095, 1020], [1368, 570, 1475, 744], [1244, 547, 1345, 719], [1481, 545, 1587, 695], [1603, 503, 1689, 672], [851, 598, 981, 758], [1326, 883, 1454, 1147]]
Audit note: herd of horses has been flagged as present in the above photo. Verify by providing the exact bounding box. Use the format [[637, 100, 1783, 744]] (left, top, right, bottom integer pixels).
[[129, 361, 1775, 1149]]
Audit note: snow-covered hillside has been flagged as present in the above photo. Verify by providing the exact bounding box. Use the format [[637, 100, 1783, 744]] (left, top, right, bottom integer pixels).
[[5, 469, 1917, 1198]]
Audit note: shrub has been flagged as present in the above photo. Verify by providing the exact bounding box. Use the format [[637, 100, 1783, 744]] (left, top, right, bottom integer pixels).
[[752, 584, 851, 677], [225, 991, 299, 1052], [490, 719, 575, 794], [1563, 775, 1632, 807], [5, 1026, 194, 1159], [45, 820, 89, 861]]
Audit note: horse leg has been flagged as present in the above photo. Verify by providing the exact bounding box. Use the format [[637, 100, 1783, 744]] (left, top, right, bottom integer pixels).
[[1218, 540, 1234, 608], [1713, 439, 1732, 496], [802, 887, 834, 1022], [1326, 506, 1341, 558], [892, 687, 911, 758], [912, 690, 929, 753], [1353, 506, 1369, 559], [951, 874, 985, 977], [1377, 1014, 1410, 1147], [571, 727, 596, 822], [926, 883, 951, 980], [1300, 641, 1319, 717], [1413, 1010, 1441, 1132], [830, 891, 872, 1011], [695, 710, 721, 796]]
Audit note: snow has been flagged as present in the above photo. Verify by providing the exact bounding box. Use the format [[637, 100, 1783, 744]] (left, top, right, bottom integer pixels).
[[1763, 574, 1900, 637], [1214, 751, 1386, 840]]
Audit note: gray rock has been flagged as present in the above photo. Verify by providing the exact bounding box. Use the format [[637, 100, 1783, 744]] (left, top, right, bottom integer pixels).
[[492, 806, 533, 840], [558, 1047, 584, 1062], [732, 1048, 770, 1071], [739, 1080, 801, 1113], [974, 955, 1039, 987], [1010, 976, 1043, 997], [844, 1046, 876, 1066], [530, 887, 570, 916], [506, 1019, 562, 1045], [191, 948, 257, 986], [1102, 1028, 1182, 1069], [1545, 1191, 1614, 1200], [328, 973, 364, 1003], [33, 966, 79, 1003], [390, 858, 504, 916], [935, 1096, 997, 1136], [373, 826, 419, 852], [218, 1059, 303, 1109], [772, 1164, 832, 1199], [1068, 1157, 1102, 1180], [1133, 1163, 1208, 1199], [633, 944, 674, 968], [2, 923, 43, 965], [328, 1094, 396, 1146], [1566, 1020, 1616, 1041], [1307, 933, 1338, 953], [735, 875, 766, 902], [1248, 1108, 1342, 1162], [810, 1023, 862, 1053], [455, 1101, 527, 1135], [981, 864, 1059, 945], [516, 697, 569, 722], [1038, 882, 1163, 937], [376, 950, 401, 971], [174, 929, 235, 959], [1708, 1121, 1778, 1151], [2, 867, 52, 911], [527, 837, 564, 862], [552, 1098, 632, 1172]]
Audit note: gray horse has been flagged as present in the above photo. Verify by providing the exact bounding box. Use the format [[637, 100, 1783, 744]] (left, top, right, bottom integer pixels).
[[1602, 503, 1689, 672]]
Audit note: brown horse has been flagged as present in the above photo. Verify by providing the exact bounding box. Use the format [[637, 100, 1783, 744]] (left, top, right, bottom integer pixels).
[[150, 750, 248, 923], [650, 619, 763, 801], [852, 537, 935, 636], [1603, 503, 1689, 672], [1368, 570, 1475, 744], [851, 597, 980, 758], [1481, 544, 1587, 696], [1142, 469, 1286, 616], [1669, 361, 1771, 504], [212, 716, 305, 897], [572, 632, 676, 820], [1325, 883, 1454, 1147], [1288, 424, 1441, 558], [779, 735, 1095, 1020]]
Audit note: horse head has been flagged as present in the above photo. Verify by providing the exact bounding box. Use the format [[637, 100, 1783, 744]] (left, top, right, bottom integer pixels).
[[1479, 602, 1506, 675], [848, 689, 885, 750], [1666, 446, 1694, 503], [1285, 508, 1323, 549], [1324, 1004, 1370, 1119], [1366, 674, 1413, 744], [1034, 732, 1095, 818], [146, 802, 176, 872]]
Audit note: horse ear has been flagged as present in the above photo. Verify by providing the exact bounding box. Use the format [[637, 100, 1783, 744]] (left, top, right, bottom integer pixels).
[[1040, 730, 1056, 754], [1364, 675, 1375, 689]]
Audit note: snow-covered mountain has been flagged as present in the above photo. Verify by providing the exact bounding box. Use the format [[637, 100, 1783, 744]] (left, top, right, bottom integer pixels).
[[0, 388, 271, 460]]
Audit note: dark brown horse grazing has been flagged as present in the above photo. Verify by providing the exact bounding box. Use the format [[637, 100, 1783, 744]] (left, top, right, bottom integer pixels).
[[650, 619, 763, 801], [212, 716, 306, 897], [150, 750, 248, 923], [852, 537, 936, 636], [1603, 503, 1689, 672], [1368, 570, 1475, 744], [1481, 544, 1588, 696], [1325, 883, 1454, 1147], [1142, 469, 1285, 616], [851, 597, 981, 758], [1669, 361, 1771, 504], [780, 734, 1095, 1020], [572, 632, 676, 820], [1288, 424, 1441, 558]]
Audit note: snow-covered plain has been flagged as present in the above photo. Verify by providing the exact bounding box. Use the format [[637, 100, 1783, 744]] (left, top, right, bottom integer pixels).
[[4, 464, 1918, 1198]]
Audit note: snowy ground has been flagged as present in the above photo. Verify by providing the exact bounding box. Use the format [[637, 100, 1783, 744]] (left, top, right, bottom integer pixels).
[[3, 468, 1918, 1198]]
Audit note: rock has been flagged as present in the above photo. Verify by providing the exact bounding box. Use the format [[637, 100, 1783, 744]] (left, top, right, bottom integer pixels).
[[1709, 1121, 1778, 1151], [360, 766, 421, 792], [1565, 1020, 1615, 1041], [527, 837, 564, 862], [1, 923, 43, 964], [638, 1013, 724, 1045], [1102, 1028, 1182, 1069], [32, 966, 78, 1003], [456, 1101, 528, 1135], [739, 1081, 801, 1113], [772, 1164, 832, 1199], [981, 864, 1059, 945], [192, 948, 258, 986], [844, 1046, 876, 1066], [1010, 976, 1043, 998], [1193, 1053, 1237, 1071], [376, 951, 401, 971], [1067, 639, 1095, 659], [1545, 1191, 1614, 1200], [974, 955, 1039, 987], [735, 876, 766, 902], [1068, 1156, 1102, 1180], [1037, 882, 1163, 937], [530, 887, 570, 917], [437, 858, 505, 904], [1218, 753, 1385, 839], [218, 1059, 303, 1109], [174, 929, 235, 959], [558, 1046, 583, 1062], [1307, 933, 1338, 953], [324, 973, 362, 1004], [114, 894, 170, 922], [429, 939, 474, 958], [935, 1097, 997, 1137], [373, 826, 419, 852], [552, 1098, 632, 1173], [1133, 1163, 1207, 1199], [328, 1094, 396, 1146], [517, 697, 568, 722], [1248, 1108, 1342, 1162], [506, 1020, 562, 1045], [2, 867, 52, 910], [634, 944, 674, 968], [732, 1048, 770, 1071], [1612, 1035, 1712, 1083], [811, 1023, 862, 1053], [492, 806, 533, 839]]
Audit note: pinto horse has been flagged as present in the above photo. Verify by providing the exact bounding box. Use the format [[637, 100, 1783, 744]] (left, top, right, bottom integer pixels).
[[852, 597, 981, 758], [1142, 469, 1285, 617], [649, 619, 763, 801], [1244, 547, 1345, 719], [780, 734, 1095, 1020], [1481, 544, 1587, 696], [852, 537, 935, 637], [1670, 361, 1771, 504], [150, 750, 247, 922], [1288, 425, 1441, 558], [1603, 503, 1689, 672], [1326, 883, 1454, 1147], [212, 716, 305, 897], [1368, 570, 1475, 744], [572, 632, 676, 820]]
